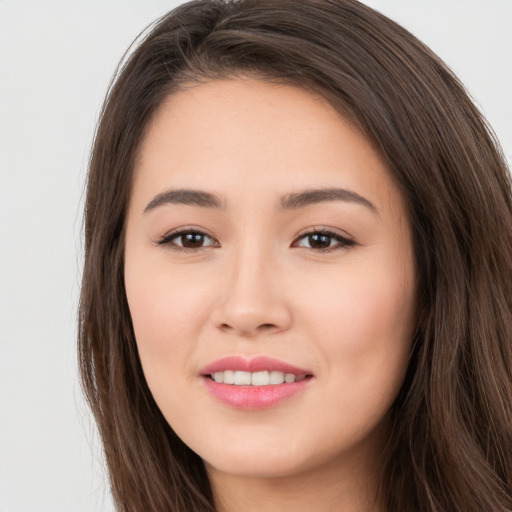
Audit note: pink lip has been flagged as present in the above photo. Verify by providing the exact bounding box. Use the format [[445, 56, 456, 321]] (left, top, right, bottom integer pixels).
[[200, 355, 311, 376], [200, 356, 313, 410]]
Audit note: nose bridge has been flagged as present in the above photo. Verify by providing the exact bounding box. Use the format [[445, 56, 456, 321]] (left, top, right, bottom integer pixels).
[[215, 233, 291, 336], [232, 233, 269, 286]]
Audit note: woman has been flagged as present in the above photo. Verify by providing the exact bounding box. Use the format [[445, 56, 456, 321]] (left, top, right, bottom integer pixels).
[[78, 1, 512, 511]]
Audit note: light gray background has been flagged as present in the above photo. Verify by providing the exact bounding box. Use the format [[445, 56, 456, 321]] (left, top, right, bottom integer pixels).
[[0, 1, 510, 511]]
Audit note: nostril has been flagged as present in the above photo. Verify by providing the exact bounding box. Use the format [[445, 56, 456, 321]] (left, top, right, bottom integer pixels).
[[218, 323, 278, 334]]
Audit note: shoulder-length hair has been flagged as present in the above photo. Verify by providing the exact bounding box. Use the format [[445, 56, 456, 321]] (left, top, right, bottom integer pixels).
[[78, 1, 512, 510]]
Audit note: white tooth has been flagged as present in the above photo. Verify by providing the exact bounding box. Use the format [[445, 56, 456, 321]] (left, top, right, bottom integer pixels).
[[214, 371, 224, 383], [234, 371, 251, 385], [223, 370, 235, 384], [284, 373, 296, 383], [269, 371, 285, 384], [295, 375, 306, 382], [251, 371, 270, 386]]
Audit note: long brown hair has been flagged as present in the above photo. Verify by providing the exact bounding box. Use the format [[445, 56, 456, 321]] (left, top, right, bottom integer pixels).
[[78, 1, 512, 510]]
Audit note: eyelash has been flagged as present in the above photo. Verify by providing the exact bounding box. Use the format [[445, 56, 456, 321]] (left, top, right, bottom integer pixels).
[[156, 227, 356, 253]]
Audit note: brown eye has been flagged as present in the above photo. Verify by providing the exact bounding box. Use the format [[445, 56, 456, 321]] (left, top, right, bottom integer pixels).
[[306, 233, 333, 249], [157, 230, 219, 250], [178, 232, 209, 248], [293, 230, 355, 252]]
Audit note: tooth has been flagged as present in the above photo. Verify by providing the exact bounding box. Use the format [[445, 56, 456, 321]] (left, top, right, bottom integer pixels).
[[251, 371, 270, 386], [211, 369, 300, 385], [269, 371, 285, 384], [223, 370, 235, 384], [234, 371, 251, 385]]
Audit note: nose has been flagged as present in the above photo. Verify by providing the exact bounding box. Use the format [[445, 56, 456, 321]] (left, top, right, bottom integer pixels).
[[212, 244, 293, 338]]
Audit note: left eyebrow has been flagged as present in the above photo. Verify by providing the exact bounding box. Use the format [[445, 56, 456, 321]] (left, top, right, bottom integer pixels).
[[280, 188, 378, 215]]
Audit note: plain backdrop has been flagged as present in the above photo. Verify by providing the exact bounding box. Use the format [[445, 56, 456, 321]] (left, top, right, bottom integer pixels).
[[0, 1, 511, 511]]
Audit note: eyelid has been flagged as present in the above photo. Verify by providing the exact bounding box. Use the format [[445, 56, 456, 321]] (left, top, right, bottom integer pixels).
[[294, 225, 353, 240], [291, 226, 356, 252], [156, 226, 220, 251]]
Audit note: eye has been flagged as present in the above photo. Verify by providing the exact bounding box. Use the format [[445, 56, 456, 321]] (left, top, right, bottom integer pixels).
[[292, 228, 356, 252], [157, 229, 220, 251]]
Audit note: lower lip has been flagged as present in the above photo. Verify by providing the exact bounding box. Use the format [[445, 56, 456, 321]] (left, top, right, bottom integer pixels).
[[203, 377, 312, 410]]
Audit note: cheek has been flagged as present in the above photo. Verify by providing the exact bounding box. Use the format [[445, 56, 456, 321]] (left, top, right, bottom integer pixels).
[[124, 264, 219, 438], [299, 253, 416, 407], [124, 255, 214, 389], [305, 255, 414, 335]]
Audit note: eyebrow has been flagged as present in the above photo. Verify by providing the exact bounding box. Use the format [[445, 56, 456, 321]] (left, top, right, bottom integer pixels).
[[280, 188, 378, 214], [143, 187, 378, 215], [144, 189, 225, 213]]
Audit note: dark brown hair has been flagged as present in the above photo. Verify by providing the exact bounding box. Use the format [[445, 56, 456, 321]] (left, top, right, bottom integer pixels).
[[78, 1, 512, 510]]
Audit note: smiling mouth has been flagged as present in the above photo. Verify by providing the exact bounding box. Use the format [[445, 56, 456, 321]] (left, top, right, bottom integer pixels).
[[207, 370, 313, 386], [201, 357, 314, 409]]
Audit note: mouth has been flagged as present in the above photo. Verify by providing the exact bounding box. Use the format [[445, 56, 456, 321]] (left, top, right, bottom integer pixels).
[[206, 370, 311, 386], [200, 356, 314, 409]]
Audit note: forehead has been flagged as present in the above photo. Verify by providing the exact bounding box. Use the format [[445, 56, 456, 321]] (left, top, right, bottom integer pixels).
[[132, 78, 404, 216]]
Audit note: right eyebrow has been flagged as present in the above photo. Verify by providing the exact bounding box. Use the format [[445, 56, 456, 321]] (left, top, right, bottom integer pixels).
[[144, 189, 225, 213]]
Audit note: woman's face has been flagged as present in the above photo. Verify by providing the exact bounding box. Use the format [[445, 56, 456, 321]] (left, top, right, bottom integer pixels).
[[124, 78, 417, 481]]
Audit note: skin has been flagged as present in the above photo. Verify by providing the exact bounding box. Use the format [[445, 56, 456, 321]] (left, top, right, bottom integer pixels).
[[124, 78, 417, 512]]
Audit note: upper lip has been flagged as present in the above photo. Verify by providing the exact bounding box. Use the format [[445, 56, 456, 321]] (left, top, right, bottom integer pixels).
[[200, 356, 312, 376]]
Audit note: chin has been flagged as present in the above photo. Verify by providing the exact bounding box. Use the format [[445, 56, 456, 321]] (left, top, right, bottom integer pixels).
[[204, 452, 310, 480], [196, 431, 338, 481]]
